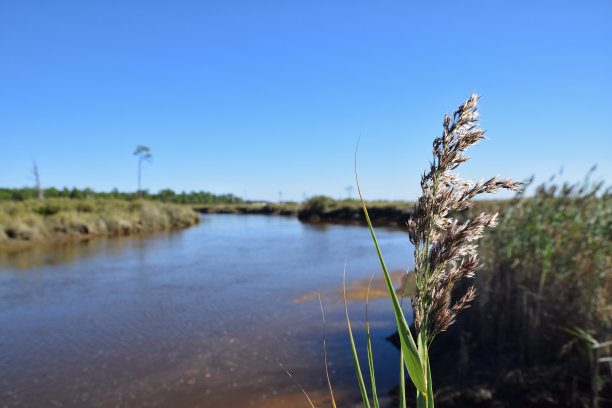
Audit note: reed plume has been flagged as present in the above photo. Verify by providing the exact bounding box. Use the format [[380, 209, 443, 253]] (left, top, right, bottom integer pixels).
[[408, 93, 522, 342], [352, 92, 521, 408]]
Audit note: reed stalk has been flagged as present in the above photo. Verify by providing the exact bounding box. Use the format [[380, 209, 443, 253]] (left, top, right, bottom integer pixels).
[[353, 93, 521, 407]]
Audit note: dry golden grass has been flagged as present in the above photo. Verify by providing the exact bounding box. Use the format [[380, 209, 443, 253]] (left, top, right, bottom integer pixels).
[[0, 198, 199, 251]]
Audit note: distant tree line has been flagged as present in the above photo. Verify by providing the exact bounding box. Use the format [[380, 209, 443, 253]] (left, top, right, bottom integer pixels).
[[0, 187, 244, 204]]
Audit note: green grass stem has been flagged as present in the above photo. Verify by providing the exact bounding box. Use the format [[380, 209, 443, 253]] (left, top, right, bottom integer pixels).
[[344, 265, 372, 408], [365, 274, 380, 408]]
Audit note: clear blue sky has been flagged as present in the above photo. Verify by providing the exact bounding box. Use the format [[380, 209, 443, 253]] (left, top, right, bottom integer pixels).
[[1, 1, 610, 201]]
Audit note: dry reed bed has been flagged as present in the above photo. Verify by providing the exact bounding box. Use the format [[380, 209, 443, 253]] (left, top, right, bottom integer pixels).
[[417, 177, 611, 407]]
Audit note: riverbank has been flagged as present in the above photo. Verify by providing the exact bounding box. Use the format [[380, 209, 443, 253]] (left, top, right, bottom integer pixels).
[[0, 198, 200, 252], [298, 198, 414, 226], [194, 199, 415, 225], [194, 198, 510, 227], [193, 199, 415, 225], [193, 202, 299, 216], [298, 197, 510, 226]]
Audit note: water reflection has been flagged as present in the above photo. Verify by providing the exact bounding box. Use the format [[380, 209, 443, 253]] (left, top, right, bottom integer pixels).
[[0, 215, 414, 407], [0, 231, 185, 271]]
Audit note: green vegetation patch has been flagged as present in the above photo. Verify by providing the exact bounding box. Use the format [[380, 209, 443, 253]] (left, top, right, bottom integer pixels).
[[0, 198, 200, 250]]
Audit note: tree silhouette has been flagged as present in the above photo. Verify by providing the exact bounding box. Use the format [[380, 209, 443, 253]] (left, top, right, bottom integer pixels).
[[32, 161, 44, 200], [134, 145, 152, 199]]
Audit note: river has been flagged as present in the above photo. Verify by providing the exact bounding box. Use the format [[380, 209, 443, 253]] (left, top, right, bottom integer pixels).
[[0, 214, 415, 407]]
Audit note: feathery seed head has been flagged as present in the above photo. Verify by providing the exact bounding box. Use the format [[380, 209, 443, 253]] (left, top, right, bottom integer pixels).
[[411, 93, 522, 340]]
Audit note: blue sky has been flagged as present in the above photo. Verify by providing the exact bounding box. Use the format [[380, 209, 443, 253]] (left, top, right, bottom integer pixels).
[[1, 1, 610, 201]]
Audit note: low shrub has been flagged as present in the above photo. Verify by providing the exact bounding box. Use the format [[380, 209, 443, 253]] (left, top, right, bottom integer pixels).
[[75, 200, 97, 213], [304, 195, 333, 212], [35, 201, 64, 216]]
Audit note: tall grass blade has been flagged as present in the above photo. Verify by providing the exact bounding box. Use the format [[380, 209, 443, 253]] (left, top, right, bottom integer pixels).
[[344, 264, 372, 408], [355, 148, 427, 396], [318, 295, 337, 408], [278, 362, 316, 408], [366, 274, 380, 408]]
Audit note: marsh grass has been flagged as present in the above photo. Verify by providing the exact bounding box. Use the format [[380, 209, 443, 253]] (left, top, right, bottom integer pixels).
[[463, 174, 612, 407], [194, 202, 300, 216], [0, 198, 199, 250], [299, 198, 415, 226]]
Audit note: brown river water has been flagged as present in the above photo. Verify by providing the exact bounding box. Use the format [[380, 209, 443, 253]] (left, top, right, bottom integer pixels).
[[0, 214, 415, 407]]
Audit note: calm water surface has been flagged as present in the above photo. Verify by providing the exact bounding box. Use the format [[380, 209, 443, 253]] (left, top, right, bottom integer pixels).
[[0, 215, 414, 407]]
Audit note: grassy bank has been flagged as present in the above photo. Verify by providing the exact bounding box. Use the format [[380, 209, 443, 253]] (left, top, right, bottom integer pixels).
[[196, 198, 423, 224], [193, 197, 510, 227], [0, 198, 200, 251], [298, 196, 414, 225], [193, 202, 300, 216], [297, 196, 510, 226]]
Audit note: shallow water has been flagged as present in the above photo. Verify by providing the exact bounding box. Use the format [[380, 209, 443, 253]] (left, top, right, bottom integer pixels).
[[0, 214, 414, 407]]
